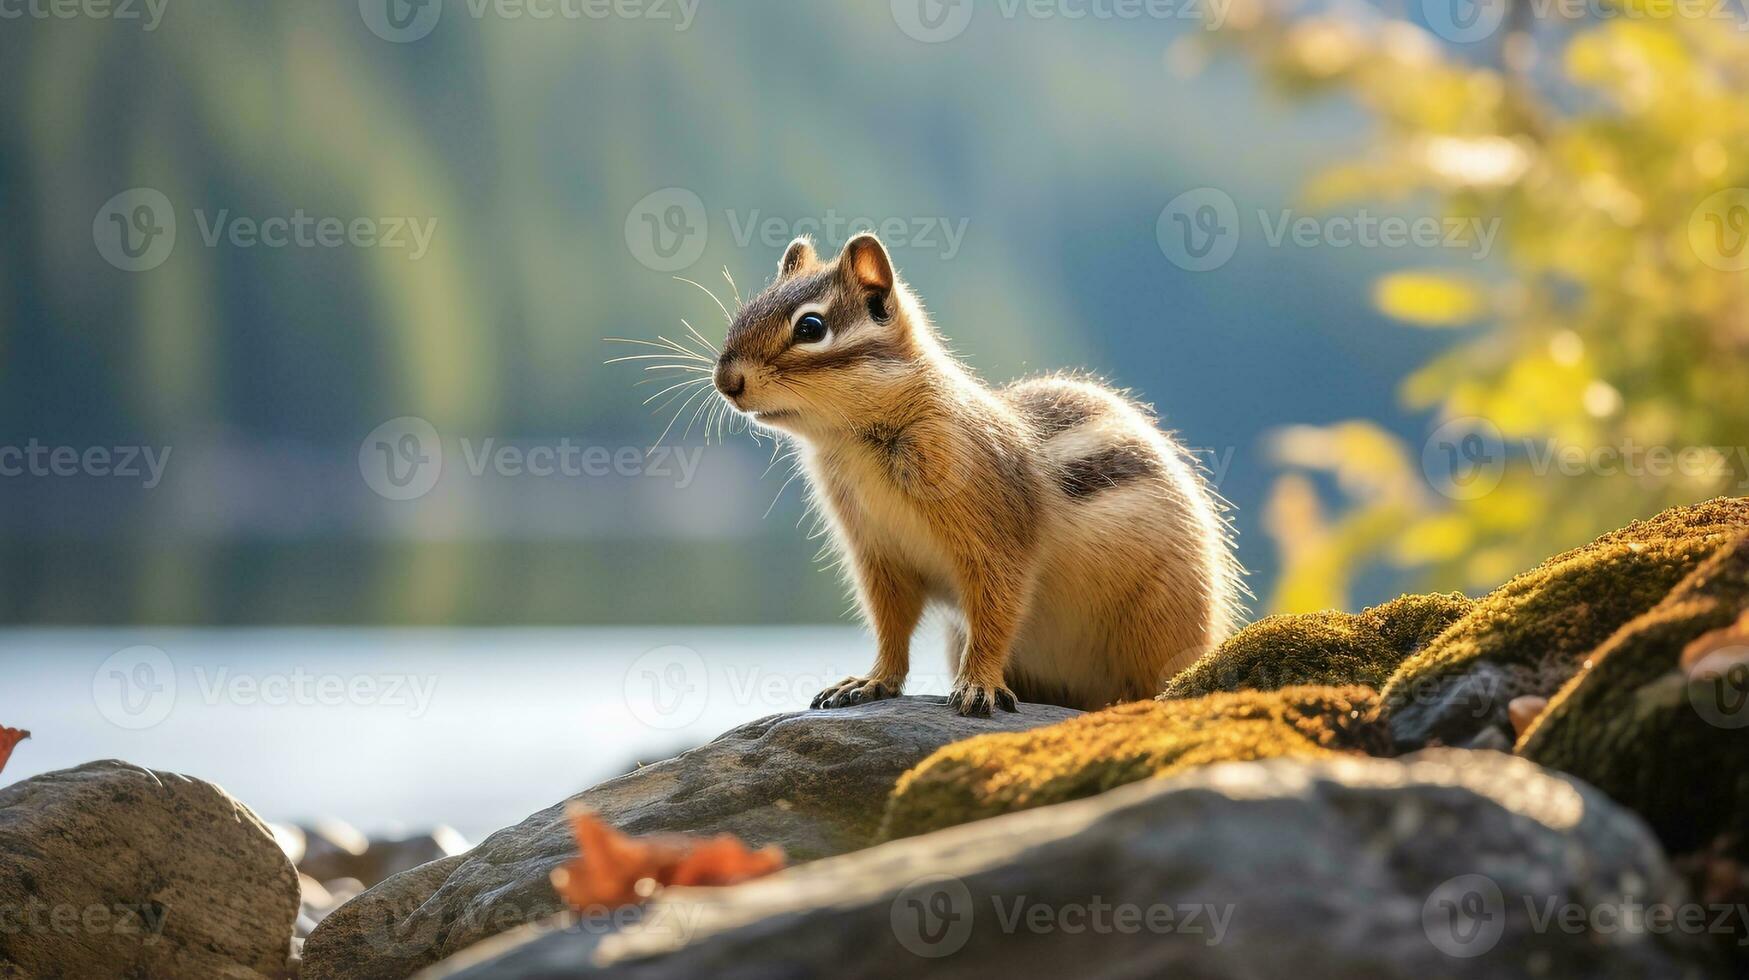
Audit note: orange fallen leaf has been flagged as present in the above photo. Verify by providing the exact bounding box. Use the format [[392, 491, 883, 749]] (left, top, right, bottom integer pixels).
[[550, 806, 785, 911], [0, 727, 29, 775]]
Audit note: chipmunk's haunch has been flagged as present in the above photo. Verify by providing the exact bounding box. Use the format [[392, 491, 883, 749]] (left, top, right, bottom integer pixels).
[[712, 233, 1245, 716]]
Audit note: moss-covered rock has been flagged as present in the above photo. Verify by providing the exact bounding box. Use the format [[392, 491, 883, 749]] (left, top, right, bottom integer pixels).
[[1163, 592, 1472, 698], [880, 686, 1379, 840], [1381, 497, 1749, 750], [1519, 532, 1749, 857]]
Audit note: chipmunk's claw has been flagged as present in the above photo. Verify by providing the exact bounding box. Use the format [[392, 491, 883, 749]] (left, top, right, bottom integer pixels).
[[949, 682, 1018, 717], [811, 675, 900, 710]]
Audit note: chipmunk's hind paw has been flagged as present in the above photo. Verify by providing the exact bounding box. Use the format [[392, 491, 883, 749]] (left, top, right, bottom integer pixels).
[[948, 682, 1019, 717], [811, 675, 901, 709]]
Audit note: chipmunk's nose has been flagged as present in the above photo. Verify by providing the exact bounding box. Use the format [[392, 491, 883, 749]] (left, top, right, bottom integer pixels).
[[714, 358, 746, 399]]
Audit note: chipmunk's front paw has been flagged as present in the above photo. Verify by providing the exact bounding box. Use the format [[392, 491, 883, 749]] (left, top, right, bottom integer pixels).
[[948, 680, 1018, 717], [811, 675, 901, 710]]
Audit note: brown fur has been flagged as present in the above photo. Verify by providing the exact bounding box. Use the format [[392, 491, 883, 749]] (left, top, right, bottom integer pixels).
[[713, 233, 1246, 715]]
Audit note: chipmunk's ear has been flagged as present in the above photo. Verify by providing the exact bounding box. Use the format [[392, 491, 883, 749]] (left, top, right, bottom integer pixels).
[[779, 236, 818, 278], [841, 233, 895, 295]]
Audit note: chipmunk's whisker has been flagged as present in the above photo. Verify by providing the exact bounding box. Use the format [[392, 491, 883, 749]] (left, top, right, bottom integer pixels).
[[604, 337, 712, 361], [648, 378, 710, 416], [653, 383, 714, 448], [764, 466, 805, 520], [675, 276, 733, 324], [642, 364, 711, 374], [632, 368, 709, 388], [681, 386, 719, 442], [605, 353, 711, 365], [650, 336, 713, 368], [643, 377, 711, 406], [722, 267, 743, 309], [681, 318, 721, 357]]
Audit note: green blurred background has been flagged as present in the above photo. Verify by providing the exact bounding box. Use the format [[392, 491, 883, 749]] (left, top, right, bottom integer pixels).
[[4, 0, 1747, 626]]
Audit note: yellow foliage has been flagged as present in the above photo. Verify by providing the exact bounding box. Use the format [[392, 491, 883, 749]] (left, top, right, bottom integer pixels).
[[1372, 272, 1487, 326], [1205, 6, 1749, 612]]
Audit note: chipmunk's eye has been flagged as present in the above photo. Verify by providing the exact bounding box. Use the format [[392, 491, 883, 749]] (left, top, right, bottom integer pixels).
[[793, 312, 828, 345]]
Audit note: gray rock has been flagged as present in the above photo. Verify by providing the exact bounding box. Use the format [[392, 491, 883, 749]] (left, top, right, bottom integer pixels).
[[302, 697, 1079, 980], [297, 823, 470, 890], [0, 759, 300, 979], [431, 751, 1726, 980]]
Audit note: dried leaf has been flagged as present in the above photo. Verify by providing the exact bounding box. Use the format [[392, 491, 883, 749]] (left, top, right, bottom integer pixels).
[[550, 806, 784, 912], [0, 727, 29, 775]]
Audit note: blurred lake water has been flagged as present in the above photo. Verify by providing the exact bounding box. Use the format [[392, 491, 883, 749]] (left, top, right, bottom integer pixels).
[[0, 626, 953, 840]]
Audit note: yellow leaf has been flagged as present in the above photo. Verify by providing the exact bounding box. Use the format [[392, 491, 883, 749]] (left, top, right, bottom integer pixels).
[[1373, 272, 1488, 326]]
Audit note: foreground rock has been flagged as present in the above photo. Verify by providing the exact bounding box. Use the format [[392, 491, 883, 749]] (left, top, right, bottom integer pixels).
[[0, 760, 299, 978], [302, 697, 1077, 980], [432, 751, 1723, 979]]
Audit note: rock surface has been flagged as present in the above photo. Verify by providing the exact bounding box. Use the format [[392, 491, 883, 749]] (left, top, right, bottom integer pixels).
[[0, 759, 300, 979], [1381, 497, 1749, 749], [1163, 592, 1472, 698], [882, 684, 1381, 839], [1519, 531, 1749, 938], [301, 697, 1077, 980], [431, 751, 1724, 979]]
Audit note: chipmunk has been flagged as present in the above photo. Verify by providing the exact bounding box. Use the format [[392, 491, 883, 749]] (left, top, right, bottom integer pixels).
[[710, 233, 1245, 716]]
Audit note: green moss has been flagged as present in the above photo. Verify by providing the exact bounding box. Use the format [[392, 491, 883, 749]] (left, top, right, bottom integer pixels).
[[1380, 497, 1749, 749], [1163, 592, 1472, 699], [1519, 532, 1749, 859], [879, 686, 1380, 840]]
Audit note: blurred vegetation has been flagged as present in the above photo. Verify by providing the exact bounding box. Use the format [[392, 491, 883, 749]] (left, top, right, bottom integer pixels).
[[11, 6, 1380, 624], [1186, 1, 1749, 612], [10, 4, 1740, 624]]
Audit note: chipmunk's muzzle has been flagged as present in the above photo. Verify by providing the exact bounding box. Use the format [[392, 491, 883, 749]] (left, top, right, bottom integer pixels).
[[714, 357, 746, 400]]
